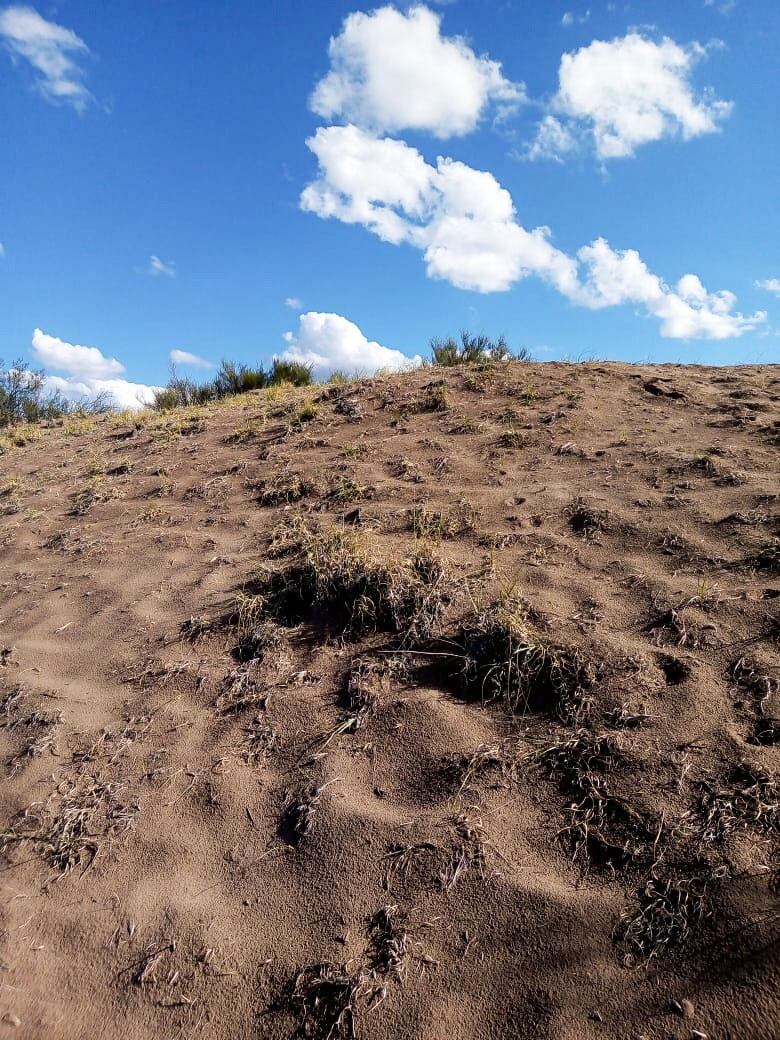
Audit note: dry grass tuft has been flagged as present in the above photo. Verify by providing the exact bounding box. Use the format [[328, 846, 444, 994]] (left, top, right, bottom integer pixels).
[[366, 905, 409, 980], [259, 528, 451, 644], [459, 596, 593, 723], [691, 763, 779, 843], [216, 667, 269, 715], [257, 469, 317, 506], [288, 962, 361, 1040], [537, 731, 657, 870], [279, 780, 336, 847], [747, 538, 780, 573], [444, 740, 519, 796], [615, 875, 709, 965], [566, 496, 611, 540], [5, 774, 138, 879], [238, 713, 278, 765], [440, 814, 489, 891], [382, 841, 440, 890]]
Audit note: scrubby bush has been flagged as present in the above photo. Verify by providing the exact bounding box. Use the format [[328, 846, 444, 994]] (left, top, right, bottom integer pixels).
[[269, 358, 313, 387], [153, 357, 312, 411], [212, 360, 267, 396], [430, 331, 529, 366], [0, 358, 106, 427]]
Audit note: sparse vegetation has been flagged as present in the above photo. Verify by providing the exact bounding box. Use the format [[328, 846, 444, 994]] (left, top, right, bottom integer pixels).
[[257, 527, 450, 643], [152, 357, 313, 410], [429, 331, 527, 367], [459, 595, 594, 722], [615, 875, 709, 965], [1, 357, 107, 429]]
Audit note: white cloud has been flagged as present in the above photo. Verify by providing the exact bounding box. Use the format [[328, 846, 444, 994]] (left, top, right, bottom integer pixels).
[[302, 123, 588, 295], [32, 327, 124, 379], [43, 373, 160, 411], [0, 241, 5, 257], [704, 0, 737, 14], [284, 296, 303, 309], [0, 5, 92, 111], [529, 33, 732, 161], [302, 125, 764, 339], [30, 328, 160, 409], [310, 4, 524, 138], [576, 240, 765, 339], [755, 278, 780, 298], [169, 349, 212, 369], [147, 255, 176, 278], [524, 115, 577, 162], [280, 311, 422, 375], [562, 10, 591, 27]]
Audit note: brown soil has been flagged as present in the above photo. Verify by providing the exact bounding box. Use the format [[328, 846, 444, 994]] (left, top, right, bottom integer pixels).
[[0, 361, 778, 1040]]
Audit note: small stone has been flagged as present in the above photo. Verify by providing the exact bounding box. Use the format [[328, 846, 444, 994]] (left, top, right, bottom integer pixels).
[[2, 1014, 21, 1028]]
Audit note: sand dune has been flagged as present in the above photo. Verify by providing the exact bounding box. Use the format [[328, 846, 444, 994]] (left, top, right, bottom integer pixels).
[[0, 361, 778, 1039]]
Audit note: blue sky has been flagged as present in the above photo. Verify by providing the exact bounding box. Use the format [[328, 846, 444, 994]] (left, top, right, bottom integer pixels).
[[0, 1, 778, 406]]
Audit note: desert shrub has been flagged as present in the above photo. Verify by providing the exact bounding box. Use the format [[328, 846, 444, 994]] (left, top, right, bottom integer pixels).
[[212, 360, 266, 396], [1, 358, 106, 427], [269, 358, 313, 386], [153, 359, 269, 410], [430, 332, 528, 367]]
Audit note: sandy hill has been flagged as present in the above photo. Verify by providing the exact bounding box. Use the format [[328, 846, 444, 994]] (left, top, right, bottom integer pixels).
[[0, 360, 778, 1040]]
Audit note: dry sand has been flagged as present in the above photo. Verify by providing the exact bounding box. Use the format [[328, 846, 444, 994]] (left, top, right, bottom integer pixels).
[[0, 361, 778, 1039]]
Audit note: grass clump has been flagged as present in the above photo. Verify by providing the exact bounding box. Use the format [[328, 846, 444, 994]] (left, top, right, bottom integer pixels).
[[747, 538, 780, 573], [615, 875, 709, 965], [409, 504, 452, 541], [537, 731, 656, 870], [430, 331, 527, 367], [153, 357, 313, 411], [4, 774, 138, 880], [459, 596, 593, 722], [269, 358, 313, 387], [257, 469, 317, 506], [692, 762, 779, 843], [445, 740, 519, 796], [566, 496, 611, 540], [279, 780, 335, 847], [260, 529, 450, 643], [366, 905, 409, 980], [287, 962, 361, 1040]]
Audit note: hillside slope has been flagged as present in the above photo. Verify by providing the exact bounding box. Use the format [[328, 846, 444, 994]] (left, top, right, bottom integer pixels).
[[0, 361, 778, 1040]]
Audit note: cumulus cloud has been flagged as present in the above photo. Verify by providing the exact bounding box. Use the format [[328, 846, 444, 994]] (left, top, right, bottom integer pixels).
[[280, 311, 422, 375], [310, 4, 524, 138], [147, 255, 176, 278], [301, 125, 764, 339], [32, 327, 124, 379], [42, 373, 160, 410], [0, 5, 92, 111], [524, 115, 577, 163], [301, 124, 580, 295], [284, 296, 303, 309], [31, 328, 160, 409], [169, 349, 212, 368], [529, 33, 732, 161], [576, 241, 765, 339], [755, 278, 780, 298]]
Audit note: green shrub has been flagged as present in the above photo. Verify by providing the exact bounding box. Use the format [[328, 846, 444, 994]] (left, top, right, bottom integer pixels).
[[269, 359, 313, 387], [430, 331, 528, 366], [1, 358, 106, 427], [212, 360, 266, 395]]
